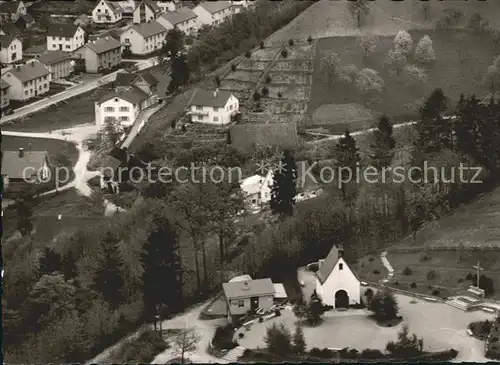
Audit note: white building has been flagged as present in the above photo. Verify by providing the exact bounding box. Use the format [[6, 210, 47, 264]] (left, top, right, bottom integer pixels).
[[95, 71, 159, 127], [0, 35, 22, 64], [133, 0, 162, 23], [315, 245, 361, 309], [1, 79, 10, 111], [1, 62, 51, 101], [240, 171, 273, 211], [120, 20, 167, 55], [92, 0, 123, 24], [187, 89, 239, 125], [192, 1, 236, 27], [46, 24, 85, 52], [157, 1, 176, 13], [156, 7, 198, 36]]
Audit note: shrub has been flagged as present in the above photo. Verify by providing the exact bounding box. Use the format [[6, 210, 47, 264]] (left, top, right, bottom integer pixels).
[[466, 272, 474, 281], [369, 257, 374, 262], [354, 68, 385, 98], [307, 35, 313, 44], [275, 310, 281, 317], [360, 349, 385, 360], [277, 91, 282, 98], [427, 270, 437, 280], [292, 326, 306, 354], [420, 254, 431, 262], [213, 325, 237, 350], [264, 323, 291, 356], [431, 289, 440, 296], [244, 51, 251, 58], [252, 92, 261, 102], [410, 282, 417, 288], [281, 49, 288, 58], [373, 269, 380, 275], [239, 332, 244, 338], [394, 281, 399, 285], [230, 64, 236, 72], [288, 39, 294, 46], [260, 41, 264, 49], [458, 278, 464, 283], [402, 267, 412, 275], [261, 87, 269, 96], [258, 317, 264, 323], [370, 289, 399, 320], [265, 75, 272, 84], [310, 347, 334, 358], [428, 284, 432, 289]]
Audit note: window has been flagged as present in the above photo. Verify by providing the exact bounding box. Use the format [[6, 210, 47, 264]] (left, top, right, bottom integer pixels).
[[196, 106, 202, 110], [339, 263, 343, 270], [197, 115, 202, 120], [119, 106, 129, 112], [24, 90, 28, 95], [11, 52, 17, 60], [39, 85, 42, 90], [53, 44, 57, 49], [213, 116, 219, 122], [105, 107, 115, 112], [65, 45, 70, 49], [213, 107, 218, 112], [44, 83, 48, 89], [120, 116, 129, 121], [237, 300, 244, 307]]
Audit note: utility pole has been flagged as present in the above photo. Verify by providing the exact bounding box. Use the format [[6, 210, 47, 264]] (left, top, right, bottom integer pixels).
[[473, 261, 484, 289]]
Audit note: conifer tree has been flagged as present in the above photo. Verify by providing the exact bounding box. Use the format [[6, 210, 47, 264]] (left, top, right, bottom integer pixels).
[[62, 250, 78, 281], [335, 130, 361, 201], [38, 248, 62, 276], [270, 150, 297, 216], [292, 325, 307, 354], [371, 115, 396, 168]]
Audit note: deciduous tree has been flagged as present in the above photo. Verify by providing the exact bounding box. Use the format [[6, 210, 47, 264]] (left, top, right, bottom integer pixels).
[[385, 48, 407, 76], [172, 327, 201, 364], [38, 247, 62, 277], [393, 30, 413, 55], [386, 324, 423, 358], [414, 35, 436, 64], [354, 68, 384, 102], [319, 51, 341, 86], [403, 64, 428, 86], [359, 34, 378, 58], [348, 0, 370, 28]]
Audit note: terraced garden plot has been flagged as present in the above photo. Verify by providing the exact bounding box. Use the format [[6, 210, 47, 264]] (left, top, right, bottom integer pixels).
[[220, 79, 254, 92], [237, 59, 269, 71], [272, 59, 313, 72], [251, 47, 280, 61], [265, 84, 308, 100], [259, 98, 307, 113], [282, 43, 315, 60], [224, 70, 262, 83], [267, 72, 310, 84]]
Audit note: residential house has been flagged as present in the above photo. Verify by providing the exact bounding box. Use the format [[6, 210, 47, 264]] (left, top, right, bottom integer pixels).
[[73, 36, 122, 73], [47, 24, 85, 52], [231, 0, 255, 11], [315, 245, 361, 309], [94, 76, 158, 127], [92, 0, 123, 24], [295, 160, 323, 202], [1, 62, 51, 101], [120, 20, 167, 55], [157, 1, 176, 13], [0, 1, 27, 22], [1, 148, 51, 196], [0, 22, 21, 38], [222, 278, 275, 321], [187, 89, 239, 125], [156, 7, 198, 36], [1, 79, 11, 112], [23, 45, 47, 58], [73, 14, 91, 27], [100, 147, 148, 193], [118, 0, 136, 17], [192, 1, 236, 26], [37, 50, 73, 80], [228, 122, 299, 153], [0, 35, 22, 64], [133, 0, 162, 23]]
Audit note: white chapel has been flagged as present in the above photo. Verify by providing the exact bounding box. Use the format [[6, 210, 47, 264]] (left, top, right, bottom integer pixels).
[[315, 245, 361, 308]]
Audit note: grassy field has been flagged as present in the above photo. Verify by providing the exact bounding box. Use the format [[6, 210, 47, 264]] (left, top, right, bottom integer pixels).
[[308, 29, 497, 129], [2, 84, 113, 133]]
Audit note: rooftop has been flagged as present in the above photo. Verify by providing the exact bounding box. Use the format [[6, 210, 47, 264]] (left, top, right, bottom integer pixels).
[[188, 88, 233, 108], [2, 150, 50, 180], [0, 35, 17, 48], [114, 70, 159, 87], [228, 122, 299, 153], [4, 62, 51, 83], [129, 19, 166, 38], [38, 50, 72, 65], [223, 278, 275, 300], [0, 1, 21, 13], [158, 7, 197, 25], [47, 23, 81, 38], [198, 1, 233, 14], [140, 0, 161, 13], [0, 79, 11, 89], [85, 36, 121, 54], [98, 86, 150, 105], [0, 22, 21, 37]]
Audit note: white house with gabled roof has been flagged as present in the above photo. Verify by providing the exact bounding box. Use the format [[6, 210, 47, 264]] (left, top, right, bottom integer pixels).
[[133, 0, 162, 23], [192, 1, 236, 26], [120, 20, 167, 55], [187, 88, 239, 124], [92, 0, 123, 24], [156, 7, 198, 35], [315, 245, 361, 309]]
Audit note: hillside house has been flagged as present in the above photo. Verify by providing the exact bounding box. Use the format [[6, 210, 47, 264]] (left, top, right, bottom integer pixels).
[[0, 35, 22, 64], [0, 1, 26, 22], [47, 24, 85, 52], [73, 36, 122, 73], [228, 122, 299, 153], [192, 1, 236, 26], [37, 50, 73, 80], [92, 0, 123, 24], [315, 245, 361, 309], [2, 148, 51, 196], [156, 7, 198, 35], [223, 278, 275, 321], [1, 62, 51, 101], [1, 79, 10, 112], [157, 1, 176, 13], [120, 20, 167, 55], [187, 89, 239, 125], [133, 0, 162, 23]]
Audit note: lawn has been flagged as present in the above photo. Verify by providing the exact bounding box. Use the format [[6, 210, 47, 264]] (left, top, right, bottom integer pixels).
[[308, 29, 497, 129], [1, 83, 113, 133]]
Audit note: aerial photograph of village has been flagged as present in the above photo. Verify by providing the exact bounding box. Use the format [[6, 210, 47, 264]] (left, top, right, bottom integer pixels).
[[1, 0, 500, 363]]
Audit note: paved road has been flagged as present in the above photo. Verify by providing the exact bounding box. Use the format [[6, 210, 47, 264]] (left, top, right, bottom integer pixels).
[[0, 58, 156, 124], [121, 103, 164, 149]]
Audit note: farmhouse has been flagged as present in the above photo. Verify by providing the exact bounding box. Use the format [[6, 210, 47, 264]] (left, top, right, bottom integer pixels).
[[92, 0, 123, 24], [133, 0, 162, 23], [1, 79, 11, 112], [0, 35, 22, 64], [0, 1, 26, 22], [315, 245, 361, 309], [37, 50, 73, 80], [1, 62, 51, 101], [156, 7, 198, 35], [120, 20, 167, 55], [47, 24, 85, 53], [187, 88, 239, 124], [1, 148, 51, 196], [228, 122, 299, 153], [192, 1, 237, 26], [223, 278, 275, 321], [73, 36, 122, 73]]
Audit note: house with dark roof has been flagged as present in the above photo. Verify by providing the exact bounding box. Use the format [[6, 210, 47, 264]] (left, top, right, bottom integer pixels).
[[99, 146, 148, 193], [47, 23, 85, 53], [187, 88, 239, 125], [192, 1, 236, 26], [37, 50, 73, 80], [156, 7, 198, 35], [1, 148, 51, 196], [315, 245, 361, 309], [120, 20, 167, 55], [1, 78, 11, 111], [222, 278, 276, 320], [133, 0, 162, 23], [92, 0, 123, 24], [228, 122, 299, 153], [0, 22, 21, 38], [73, 36, 122, 73], [0, 35, 22, 64], [113, 70, 159, 95], [1, 62, 51, 101], [0, 1, 27, 22]]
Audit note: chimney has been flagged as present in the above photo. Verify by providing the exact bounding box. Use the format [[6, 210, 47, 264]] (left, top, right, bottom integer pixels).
[[242, 281, 250, 290], [18, 148, 24, 158]]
